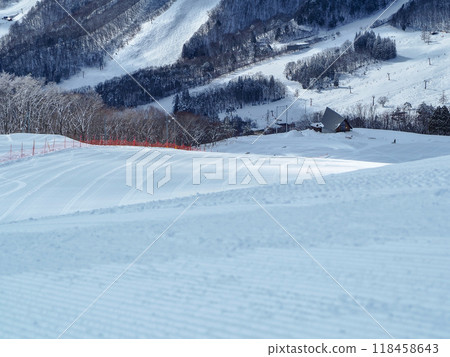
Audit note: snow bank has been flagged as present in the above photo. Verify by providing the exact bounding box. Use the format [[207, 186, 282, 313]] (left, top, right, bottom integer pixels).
[[0, 130, 449, 338]]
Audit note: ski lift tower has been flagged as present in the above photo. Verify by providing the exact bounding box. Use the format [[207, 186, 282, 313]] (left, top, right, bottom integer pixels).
[[276, 105, 289, 131]]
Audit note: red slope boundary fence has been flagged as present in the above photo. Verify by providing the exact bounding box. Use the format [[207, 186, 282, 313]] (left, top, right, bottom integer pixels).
[[0, 137, 86, 163], [1, 137, 204, 164], [81, 138, 201, 151]]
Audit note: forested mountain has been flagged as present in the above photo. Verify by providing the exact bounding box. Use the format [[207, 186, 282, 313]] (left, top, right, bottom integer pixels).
[[182, 0, 305, 59], [0, 0, 174, 82], [0, 0, 398, 86], [3, 0, 448, 114], [182, 0, 391, 62], [390, 0, 450, 31], [98, 0, 400, 108], [1, 0, 450, 141]]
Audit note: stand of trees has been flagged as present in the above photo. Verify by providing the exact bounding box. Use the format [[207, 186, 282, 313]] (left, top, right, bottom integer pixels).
[[95, 63, 211, 108], [294, 0, 389, 28], [0, 73, 105, 139], [0, 0, 174, 82], [429, 106, 450, 135], [173, 74, 286, 119], [390, 0, 450, 31], [343, 102, 450, 135], [285, 31, 396, 89], [353, 31, 397, 60], [0, 73, 258, 145]]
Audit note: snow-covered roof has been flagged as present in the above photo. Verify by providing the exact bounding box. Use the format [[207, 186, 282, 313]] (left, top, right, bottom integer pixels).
[[321, 107, 345, 133]]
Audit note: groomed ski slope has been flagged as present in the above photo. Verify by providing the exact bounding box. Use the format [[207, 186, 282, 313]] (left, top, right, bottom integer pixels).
[[60, 0, 221, 90], [0, 129, 449, 338], [0, 131, 391, 222]]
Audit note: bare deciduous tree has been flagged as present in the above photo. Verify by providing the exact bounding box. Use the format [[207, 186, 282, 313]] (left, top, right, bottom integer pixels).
[[378, 96, 389, 108]]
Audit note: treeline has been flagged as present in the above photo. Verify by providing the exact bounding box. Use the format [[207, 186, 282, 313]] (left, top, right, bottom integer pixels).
[[0, 73, 263, 146], [344, 102, 450, 135], [173, 75, 286, 119], [0, 0, 173, 82], [285, 31, 396, 89], [0, 73, 103, 138], [95, 63, 212, 108], [294, 0, 389, 28], [390, 0, 450, 32]]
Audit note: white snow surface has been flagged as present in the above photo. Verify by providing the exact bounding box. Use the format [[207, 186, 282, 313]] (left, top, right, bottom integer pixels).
[[0, 0, 38, 38], [1, 129, 450, 338]]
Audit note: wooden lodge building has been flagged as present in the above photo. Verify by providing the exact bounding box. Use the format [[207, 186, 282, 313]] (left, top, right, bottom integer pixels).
[[314, 107, 353, 133]]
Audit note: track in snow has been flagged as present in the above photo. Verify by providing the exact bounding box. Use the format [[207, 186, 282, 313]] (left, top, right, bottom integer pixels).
[[0, 130, 449, 338]]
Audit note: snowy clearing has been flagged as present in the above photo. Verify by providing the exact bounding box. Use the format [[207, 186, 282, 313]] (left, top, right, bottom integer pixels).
[[0, 129, 449, 338]]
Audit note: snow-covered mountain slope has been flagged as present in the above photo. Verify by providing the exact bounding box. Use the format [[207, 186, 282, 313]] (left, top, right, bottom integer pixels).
[[61, 0, 412, 93], [0, 129, 449, 338], [149, 1, 449, 127], [217, 25, 448, 126], [0, 0, 37, 37], [60, 0, 221, 90]]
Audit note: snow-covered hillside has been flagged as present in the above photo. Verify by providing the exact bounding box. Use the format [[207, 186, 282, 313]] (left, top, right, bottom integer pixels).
[[148, 0, 450, 128], [213, 128, 450, 163], [0, 129, 449, 338], [221, 25, 450, 126], [0, 0, 37, 37], [60, 0, 221, 90]]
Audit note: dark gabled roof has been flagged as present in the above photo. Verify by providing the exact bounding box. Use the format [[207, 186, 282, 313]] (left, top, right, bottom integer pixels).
[[321, 107, 346, 133]]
